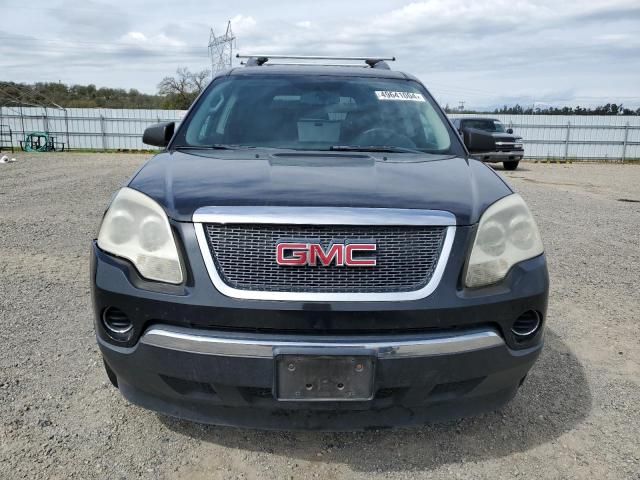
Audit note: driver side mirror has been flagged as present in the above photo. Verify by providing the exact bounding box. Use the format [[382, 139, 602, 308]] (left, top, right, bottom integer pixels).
[[143, 122, 175, 147], [506, 128, 514, 134], [461, 128, 495, 153]]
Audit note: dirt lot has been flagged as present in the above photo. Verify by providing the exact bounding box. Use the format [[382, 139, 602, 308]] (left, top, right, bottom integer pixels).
[[0, 153, 639, 479]]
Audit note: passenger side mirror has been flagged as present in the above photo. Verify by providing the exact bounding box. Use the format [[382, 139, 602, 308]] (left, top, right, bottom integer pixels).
[[506, 128, 514, 134], [143, 122, 175, 147]]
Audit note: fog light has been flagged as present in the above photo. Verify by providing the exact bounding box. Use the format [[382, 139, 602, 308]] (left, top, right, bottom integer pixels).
[[511, 310, 541, 338], [102, 307, 133, 339]]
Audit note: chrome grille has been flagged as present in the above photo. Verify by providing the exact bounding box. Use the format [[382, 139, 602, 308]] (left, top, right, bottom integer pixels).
[[203, 224, 447, 293], [495, 143, 520, 152]]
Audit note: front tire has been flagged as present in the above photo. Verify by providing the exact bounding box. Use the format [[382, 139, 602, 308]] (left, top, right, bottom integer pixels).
[[503, 161, 519, 170]]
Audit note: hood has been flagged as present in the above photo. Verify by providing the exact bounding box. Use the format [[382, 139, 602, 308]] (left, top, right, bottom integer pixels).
[[128, 150, 512, 225], [491, 132, 522, 142]]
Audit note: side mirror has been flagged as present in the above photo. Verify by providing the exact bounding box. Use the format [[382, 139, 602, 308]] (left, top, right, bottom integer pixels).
[[506, 128, 514, 134], [461, 128, 495, 153], [142, 122, 175, 147]]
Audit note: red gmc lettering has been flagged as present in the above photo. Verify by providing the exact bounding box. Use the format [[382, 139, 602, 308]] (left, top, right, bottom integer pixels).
[[276, 243, 308, 266], [345, 244, 377, 266], [276, 242, 376, 267], [309, 244, 344, 266]]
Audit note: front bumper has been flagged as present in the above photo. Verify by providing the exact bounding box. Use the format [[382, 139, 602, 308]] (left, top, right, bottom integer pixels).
[[91, 221, 548, 429], [100, 325, 541, 430], [472, 150, 524, 162]]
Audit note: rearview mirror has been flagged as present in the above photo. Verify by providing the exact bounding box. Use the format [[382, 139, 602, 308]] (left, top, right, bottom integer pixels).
[[506, 128, 514, 134], [143, 122, 175, 147]]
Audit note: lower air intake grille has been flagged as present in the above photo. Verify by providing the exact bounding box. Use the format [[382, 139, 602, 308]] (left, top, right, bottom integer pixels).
[[203, 224, 447, 293]]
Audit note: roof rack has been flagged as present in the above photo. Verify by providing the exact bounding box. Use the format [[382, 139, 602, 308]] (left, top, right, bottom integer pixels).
[[236, 54, 396, 70], [240, 61, 372, 68]]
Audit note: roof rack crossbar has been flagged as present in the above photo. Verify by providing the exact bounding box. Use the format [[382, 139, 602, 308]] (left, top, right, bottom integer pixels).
[[237, 54, 395, 61], [240, 61, 371, 68], [236, 54, 396, 69]]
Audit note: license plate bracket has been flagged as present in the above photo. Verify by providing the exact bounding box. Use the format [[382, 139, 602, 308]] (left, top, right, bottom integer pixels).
[[275, 355, 375, 401]]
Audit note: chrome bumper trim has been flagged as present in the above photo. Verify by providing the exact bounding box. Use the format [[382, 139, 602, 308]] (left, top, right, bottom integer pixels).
[[192, 206, 457, 226], [140, 326, 504, 359]]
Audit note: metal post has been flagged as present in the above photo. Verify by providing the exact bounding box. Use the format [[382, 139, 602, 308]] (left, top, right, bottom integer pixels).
[[564, 121, 570, 161], [43, 106, 49, 134], [64, 109, 70, 151], [19, 104, 25, 140], [100, 114, 107, 151], [621, 122, 629, 162]]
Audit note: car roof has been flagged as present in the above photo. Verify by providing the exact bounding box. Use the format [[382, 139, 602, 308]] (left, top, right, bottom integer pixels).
[[225, 65, 417, 81], [458, 117, 500, 121]]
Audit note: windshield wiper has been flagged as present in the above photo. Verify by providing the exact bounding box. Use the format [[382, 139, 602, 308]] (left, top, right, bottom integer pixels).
[[174, 144, 250, 151], [330, 145, 424, 154]]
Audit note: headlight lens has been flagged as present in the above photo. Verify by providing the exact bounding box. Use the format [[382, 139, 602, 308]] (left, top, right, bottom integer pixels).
[[465, 194, 543, 288], [97, 187, 183, 284]]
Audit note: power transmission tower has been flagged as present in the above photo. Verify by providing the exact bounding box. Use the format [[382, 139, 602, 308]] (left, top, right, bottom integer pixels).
[[458, 101, 465, 112], [208, 21, 236, 75]]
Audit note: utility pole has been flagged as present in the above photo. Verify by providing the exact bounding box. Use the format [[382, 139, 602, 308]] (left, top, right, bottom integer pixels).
[[208, 21, 236, 76], [458, 101, 465, 112]]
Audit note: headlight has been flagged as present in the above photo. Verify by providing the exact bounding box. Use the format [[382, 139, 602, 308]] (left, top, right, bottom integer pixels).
[[465, 194, 543, 288], [97, 187, 184, 284]]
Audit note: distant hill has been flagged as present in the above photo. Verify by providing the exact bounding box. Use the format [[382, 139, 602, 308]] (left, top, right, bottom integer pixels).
[[444, 103, 640, 116], [0, 81, 167, 109]]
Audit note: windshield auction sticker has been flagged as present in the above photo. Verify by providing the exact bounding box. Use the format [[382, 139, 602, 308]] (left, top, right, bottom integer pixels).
[[375, 91, 426, 102]]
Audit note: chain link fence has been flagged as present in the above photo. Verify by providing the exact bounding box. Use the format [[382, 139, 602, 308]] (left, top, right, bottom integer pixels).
[[0, 106, 184, 151], [1, 106, 639, 160]]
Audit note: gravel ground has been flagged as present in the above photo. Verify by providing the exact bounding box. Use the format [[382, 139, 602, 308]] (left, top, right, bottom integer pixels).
[[0, 153, 639, 479]]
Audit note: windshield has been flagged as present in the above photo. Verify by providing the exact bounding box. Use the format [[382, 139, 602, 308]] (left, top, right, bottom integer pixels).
[[173, 75, 463, 155], [462, 119, 506, 133]]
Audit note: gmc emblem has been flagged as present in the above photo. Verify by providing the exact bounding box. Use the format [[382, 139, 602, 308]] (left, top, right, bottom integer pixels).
[[276, 242, 377, 267]]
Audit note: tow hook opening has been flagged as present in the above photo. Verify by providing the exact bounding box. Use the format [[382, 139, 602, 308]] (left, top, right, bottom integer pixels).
[[511, 310, 542, 339], [102, 307, 134, 341]]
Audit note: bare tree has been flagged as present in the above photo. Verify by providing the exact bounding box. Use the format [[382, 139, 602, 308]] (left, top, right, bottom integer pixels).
[[157, 67, 210, 109], [190, 69, 210, 93]]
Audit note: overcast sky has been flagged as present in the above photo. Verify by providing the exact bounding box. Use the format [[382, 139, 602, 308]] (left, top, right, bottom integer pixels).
[[1, 0, 639, 109]]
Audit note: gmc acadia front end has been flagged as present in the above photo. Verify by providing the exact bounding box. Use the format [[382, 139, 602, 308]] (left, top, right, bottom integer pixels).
[[91, 56, 548, 430]]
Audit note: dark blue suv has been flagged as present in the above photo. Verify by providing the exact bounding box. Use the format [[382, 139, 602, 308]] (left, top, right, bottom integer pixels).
[[91, 56, 548, 430]]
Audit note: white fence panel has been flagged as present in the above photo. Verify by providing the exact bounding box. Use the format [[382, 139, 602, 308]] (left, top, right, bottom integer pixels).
[[1, 107, 639, 160]]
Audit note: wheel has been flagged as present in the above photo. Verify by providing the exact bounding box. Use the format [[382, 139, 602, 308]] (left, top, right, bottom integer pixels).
[[503, 161, 519, 170], [103, 358, 119, 388]]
